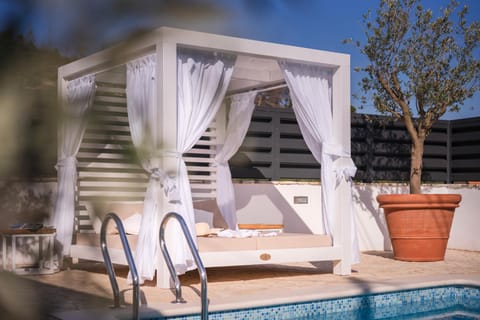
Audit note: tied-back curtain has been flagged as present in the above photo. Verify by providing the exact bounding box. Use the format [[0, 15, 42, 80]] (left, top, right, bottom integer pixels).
[[126, 53, 178, 283], [215, 92, 256, 229], [279, 61, 335, 233], [279, 60, 359, 263], [53, 74, 96, 256], [174, 48, 236, 273]]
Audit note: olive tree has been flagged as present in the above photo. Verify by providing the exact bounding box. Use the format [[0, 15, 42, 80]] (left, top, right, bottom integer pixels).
[[350, 0, 479, 193]]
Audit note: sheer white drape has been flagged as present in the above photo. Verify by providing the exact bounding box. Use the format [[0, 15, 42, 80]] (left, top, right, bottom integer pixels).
[[52, 74, 96, 256], [126, 50, 235, 282], [279, 61, 359, 263], [127, 54, 179, 282], [215, 92, 256, 229], [173, 49, 236, 273]]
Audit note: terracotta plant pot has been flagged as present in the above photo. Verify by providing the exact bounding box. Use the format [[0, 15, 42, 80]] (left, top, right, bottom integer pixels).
[[377, 194, 461, 262]]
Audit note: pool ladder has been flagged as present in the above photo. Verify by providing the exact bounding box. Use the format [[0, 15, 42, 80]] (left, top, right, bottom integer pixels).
[[100, 211, 208, 319], [160, 212, 209, 320], [100, 212, 140, 320]]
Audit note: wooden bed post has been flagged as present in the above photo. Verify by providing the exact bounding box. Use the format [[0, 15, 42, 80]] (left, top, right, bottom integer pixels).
[[155, 37, 179, 288], [331, 60, 353, 275]]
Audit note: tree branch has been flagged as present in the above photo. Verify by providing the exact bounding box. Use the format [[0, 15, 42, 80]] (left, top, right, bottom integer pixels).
[[376, 70, 419, 145]]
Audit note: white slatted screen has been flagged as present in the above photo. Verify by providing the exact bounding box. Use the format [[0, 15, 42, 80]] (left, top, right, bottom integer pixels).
[[75, 68, 219, 233]]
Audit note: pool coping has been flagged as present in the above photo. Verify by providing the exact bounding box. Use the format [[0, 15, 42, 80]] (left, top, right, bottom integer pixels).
[[54, 273, 480, 319], [155, 274, 480, 316]]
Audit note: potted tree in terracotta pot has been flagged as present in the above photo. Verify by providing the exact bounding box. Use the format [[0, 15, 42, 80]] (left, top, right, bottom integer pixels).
[[348, 0, 479, 261]]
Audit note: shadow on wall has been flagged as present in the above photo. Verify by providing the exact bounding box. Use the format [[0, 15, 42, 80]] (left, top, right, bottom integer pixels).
[[233, 180, 421, 251], [0, 180, 55, 230], [353, 183, 407, 251], [0, 180, 56, 267], [234, 183, 313, 234], [231, 153, 315, 232]]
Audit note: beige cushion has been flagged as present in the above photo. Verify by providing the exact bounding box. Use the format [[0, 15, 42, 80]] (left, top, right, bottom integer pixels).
[[75, 233, 331, 254], [88, 199, 229, 234], [90, 201, 144, 234], [194, 209, 214, 227], [197, 233, 332, 252], [122, 213, 142, 235], [193, 199, 228, 229], [255, 233, 332, 249], [197, 236, 257, 251]]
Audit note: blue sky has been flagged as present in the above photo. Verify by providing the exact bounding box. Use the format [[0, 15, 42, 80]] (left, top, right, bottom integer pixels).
[[1, 0, 479, 119]]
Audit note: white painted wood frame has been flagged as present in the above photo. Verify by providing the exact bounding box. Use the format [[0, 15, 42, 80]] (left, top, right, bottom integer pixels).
[[58, 27, 353, 288]]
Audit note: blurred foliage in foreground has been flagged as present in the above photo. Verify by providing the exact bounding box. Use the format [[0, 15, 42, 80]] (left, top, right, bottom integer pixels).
[[0, 26, 71, 180]]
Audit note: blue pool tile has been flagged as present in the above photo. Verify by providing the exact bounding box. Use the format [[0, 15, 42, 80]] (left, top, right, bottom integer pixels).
[[154, 285, 480, 320]]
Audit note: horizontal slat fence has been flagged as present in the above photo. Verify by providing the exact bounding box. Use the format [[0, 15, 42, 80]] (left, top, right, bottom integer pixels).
[[350, 114, 450, 182], [230, 108, 480, 183], [229, 107, 319, 180], [450, 118, 480, 182]]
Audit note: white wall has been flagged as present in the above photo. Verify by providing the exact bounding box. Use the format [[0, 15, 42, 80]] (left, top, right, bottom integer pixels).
[[0, 180, 57, 229], [235, 182, 325, 234], [0, 180, 57, 266], [6, 180, 478, 252], [233, 181, 480, 252]]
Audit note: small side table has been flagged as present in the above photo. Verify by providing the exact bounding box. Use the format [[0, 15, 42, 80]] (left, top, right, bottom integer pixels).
[[1, 227, 57, 275]]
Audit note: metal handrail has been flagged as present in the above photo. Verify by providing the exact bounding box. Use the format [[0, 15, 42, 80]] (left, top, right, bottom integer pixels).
[[159, 212, 208, 320], [100, 212, 140, 320]]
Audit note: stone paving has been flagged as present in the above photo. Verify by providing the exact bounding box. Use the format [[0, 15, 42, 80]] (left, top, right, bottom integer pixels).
[[1, 249, 479, 319]]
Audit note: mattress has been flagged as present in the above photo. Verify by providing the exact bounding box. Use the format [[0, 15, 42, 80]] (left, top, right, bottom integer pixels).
[[75, 232, 332, 252]]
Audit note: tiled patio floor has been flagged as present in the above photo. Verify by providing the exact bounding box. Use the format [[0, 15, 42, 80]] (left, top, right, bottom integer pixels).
[[1, 249, 479, 319]]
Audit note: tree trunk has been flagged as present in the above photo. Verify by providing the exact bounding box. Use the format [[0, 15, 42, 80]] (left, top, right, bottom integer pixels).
[[410, 139, 425, 194]]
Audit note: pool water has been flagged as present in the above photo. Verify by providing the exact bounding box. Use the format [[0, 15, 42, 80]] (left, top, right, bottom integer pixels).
[[160, 285, 480, 320]]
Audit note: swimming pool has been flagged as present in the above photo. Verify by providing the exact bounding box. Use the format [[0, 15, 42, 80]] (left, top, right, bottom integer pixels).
[[160, 285, 480, 320]]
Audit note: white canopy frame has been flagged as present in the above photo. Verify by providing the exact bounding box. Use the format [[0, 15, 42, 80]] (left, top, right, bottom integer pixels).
[[57, 27, 355, 288]]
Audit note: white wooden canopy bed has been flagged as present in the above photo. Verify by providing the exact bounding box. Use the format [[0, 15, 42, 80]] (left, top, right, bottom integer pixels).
[[53, 27, 358, 288]]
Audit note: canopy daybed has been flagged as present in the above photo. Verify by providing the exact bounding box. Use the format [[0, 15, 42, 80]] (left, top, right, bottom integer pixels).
[[53, 27, 358, 288]]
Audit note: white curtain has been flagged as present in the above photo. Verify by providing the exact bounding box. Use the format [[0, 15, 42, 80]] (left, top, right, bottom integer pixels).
[[279, 61, 359, 263], [127, 53, 174, 283], [52, 74, 96, 256], [215, 92, 256, 229], [174, 48, 236, 273]]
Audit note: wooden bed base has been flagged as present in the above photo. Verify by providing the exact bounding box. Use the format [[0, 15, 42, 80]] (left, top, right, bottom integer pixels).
[[72, 197, 353, 288], [71, 232, 350, 288]]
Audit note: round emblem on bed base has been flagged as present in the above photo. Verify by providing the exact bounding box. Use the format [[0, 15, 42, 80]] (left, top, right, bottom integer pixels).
[[260, 253, 271, 261]]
